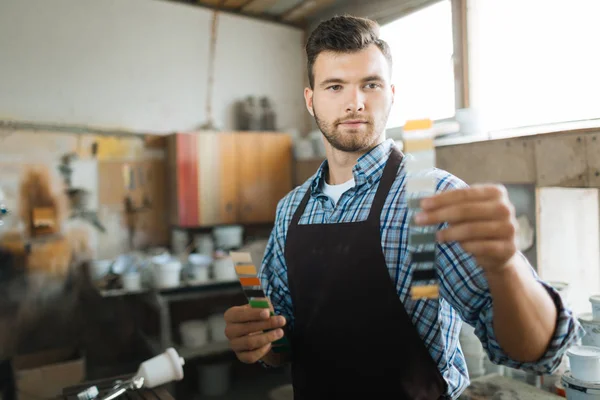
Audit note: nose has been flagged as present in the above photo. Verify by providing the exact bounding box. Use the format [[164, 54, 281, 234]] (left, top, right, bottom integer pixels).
[[345, 87, 365, 113]]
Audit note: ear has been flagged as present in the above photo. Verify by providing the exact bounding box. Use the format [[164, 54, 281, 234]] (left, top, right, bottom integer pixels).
[[304, 87, 314, 116], [390, 84, 395, 105]]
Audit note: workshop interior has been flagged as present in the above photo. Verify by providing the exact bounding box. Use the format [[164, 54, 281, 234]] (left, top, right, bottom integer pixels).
[[1, 0, 600, 399]]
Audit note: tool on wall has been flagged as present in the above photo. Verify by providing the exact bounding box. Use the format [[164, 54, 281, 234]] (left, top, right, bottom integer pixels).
[[122, 163, 152, 251], [198, 0, 226, 131], [58, 152, 106, 232]]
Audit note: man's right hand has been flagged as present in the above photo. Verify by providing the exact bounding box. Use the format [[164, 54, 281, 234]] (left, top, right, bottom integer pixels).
[[224, 304, 286, 364]]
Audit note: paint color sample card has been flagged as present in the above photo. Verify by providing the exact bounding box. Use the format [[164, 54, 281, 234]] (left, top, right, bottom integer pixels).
[[230, 251, 290, 353], [405, 157, 440, 300]]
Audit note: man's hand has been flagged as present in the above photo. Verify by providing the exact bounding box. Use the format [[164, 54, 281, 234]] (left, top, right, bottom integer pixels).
[[224, 304, 286, 364], [415, 184, 518, 273]]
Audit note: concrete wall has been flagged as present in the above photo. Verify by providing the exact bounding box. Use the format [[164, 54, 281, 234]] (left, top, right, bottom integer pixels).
[[0, 0, 307, 134]]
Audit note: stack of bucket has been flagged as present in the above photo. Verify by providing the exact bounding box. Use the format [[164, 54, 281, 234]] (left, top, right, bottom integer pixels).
[[559, 295, 600, 399]]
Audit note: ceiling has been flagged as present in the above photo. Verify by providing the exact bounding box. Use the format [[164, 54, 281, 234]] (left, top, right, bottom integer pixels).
[[165, 0, 345, 27]]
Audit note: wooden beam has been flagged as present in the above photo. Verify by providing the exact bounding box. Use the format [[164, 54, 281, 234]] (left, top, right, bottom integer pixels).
[[280, 0, 334, 22], [224, 0, 251, 7], [242, 0, 279, 14], [451, 0, 470, 109], [161, 0, 302, 28]]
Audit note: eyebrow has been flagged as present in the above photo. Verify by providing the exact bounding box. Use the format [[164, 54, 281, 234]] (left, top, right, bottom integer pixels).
[[318, 75, 385, 89]]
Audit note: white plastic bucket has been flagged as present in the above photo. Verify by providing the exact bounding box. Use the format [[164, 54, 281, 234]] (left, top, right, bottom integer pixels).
[[153, 257, 182, 288], [198, 362, 231, 396], [188, 254, 212, 283], [213, 225, 243, 250], [212, 256, 237, 281], [562, 371, 600, 400], [590, 296, 600, 320], [194, 234, 214, 256], [208, 313, 228, 342], [579, 313, 600, 347], [567, 346, 600, 383], [122, 272, 141, 291], [179, 320, 208, 348]]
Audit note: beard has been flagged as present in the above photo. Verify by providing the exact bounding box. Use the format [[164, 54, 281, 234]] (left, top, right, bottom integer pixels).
[[313, 103, 391, 153]]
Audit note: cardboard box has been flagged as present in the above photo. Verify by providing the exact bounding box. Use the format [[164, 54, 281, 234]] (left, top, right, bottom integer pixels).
[[12, 347, 85, 400]]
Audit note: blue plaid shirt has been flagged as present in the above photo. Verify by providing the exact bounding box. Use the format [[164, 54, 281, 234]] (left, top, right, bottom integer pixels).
[[258, 138, 583, 398]]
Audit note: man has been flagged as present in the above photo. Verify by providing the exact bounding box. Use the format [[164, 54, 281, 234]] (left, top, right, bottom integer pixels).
[[224, 15, 582, 399]]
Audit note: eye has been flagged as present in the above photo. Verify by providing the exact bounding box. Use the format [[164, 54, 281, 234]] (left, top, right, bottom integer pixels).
[[365, 83, 381, 89], [327, 85, 342, 91]]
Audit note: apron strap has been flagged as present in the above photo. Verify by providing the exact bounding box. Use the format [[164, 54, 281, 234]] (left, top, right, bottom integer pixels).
[[367, 146, 403, 224], [290, 181, 314, 227]]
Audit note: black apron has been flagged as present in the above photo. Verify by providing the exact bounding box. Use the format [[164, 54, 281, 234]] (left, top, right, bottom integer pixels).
[[284, 147, 449, 399]]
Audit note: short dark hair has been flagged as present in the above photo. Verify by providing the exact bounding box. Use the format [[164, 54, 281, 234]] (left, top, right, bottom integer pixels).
[[305, 15, 393, 89]]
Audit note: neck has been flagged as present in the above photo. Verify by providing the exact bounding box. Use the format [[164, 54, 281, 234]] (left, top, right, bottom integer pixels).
[[323, 136, 385, 185]]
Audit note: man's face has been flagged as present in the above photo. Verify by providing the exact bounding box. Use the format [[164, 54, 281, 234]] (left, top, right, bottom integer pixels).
[[304, 44, 395, 154]]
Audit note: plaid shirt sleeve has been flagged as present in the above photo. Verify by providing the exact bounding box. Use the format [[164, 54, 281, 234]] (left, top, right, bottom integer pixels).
[[435, 174, 584, 374]]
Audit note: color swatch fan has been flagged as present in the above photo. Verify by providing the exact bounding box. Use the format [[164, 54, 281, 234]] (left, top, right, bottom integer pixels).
[[230, 251, 290, 353], [405, 154, 440, 300]]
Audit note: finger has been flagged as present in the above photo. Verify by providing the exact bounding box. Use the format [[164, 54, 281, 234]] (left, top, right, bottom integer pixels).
[[224, 305, 271, 323], [460, 240, 516, 260], [437, 221, 516, 243], [415, 200, 511, 226], [237, 343, 273, 364], [419, 184, 506, 211], [225, 315, 286, 339], [230, 328, 284, 353]]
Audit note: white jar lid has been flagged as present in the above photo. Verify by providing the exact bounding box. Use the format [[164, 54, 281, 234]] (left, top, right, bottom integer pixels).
[[567, 345, 600, 360], [562, 371, 600, 394], [578, 313, 600, 326]]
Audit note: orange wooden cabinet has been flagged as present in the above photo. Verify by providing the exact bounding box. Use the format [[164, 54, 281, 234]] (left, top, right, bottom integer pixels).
[[166, 131, 293, 227]]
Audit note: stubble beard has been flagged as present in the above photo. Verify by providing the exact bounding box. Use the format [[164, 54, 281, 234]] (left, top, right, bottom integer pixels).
[[313, 102, 391, 154]]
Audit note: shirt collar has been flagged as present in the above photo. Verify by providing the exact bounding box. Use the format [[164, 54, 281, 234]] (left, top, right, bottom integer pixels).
[[310, 138, 397, 197]]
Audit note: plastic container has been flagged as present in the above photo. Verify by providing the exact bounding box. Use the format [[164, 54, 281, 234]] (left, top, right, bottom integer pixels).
[[198, 362, 231, 396], [136, 347, 185, 388], [212, 255, 237, 281], [194, 234, 214, 257], [562, 371, 600, 400], [590, 296, 600, 320], [567, 346, 600, 383], [188, 254, 211, 283], [179, 320, 208, 348], [122, 272, 142, 291], [152, 257, 182, 288], [208, 313, 227, 342], [579, 313, 600, 347], [213, 225, 243, 250]]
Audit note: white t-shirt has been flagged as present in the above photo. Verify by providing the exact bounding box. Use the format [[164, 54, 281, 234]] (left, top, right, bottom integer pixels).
[[322, 177, 356, 206]]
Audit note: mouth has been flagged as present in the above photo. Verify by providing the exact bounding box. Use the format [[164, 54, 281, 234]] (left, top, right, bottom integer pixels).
[[339, 120, 368, 127]]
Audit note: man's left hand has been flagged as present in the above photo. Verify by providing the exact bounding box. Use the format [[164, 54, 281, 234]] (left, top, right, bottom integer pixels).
[[415, 184, 518, 273]]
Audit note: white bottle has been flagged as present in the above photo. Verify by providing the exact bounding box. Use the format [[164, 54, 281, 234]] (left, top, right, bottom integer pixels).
[[135, 347, 185, 388]]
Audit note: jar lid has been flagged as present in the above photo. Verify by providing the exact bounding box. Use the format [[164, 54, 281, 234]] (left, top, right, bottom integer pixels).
[[567, 345, 600, 359], [562, 371, 600, 394], [578, 312, 600, 325]]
